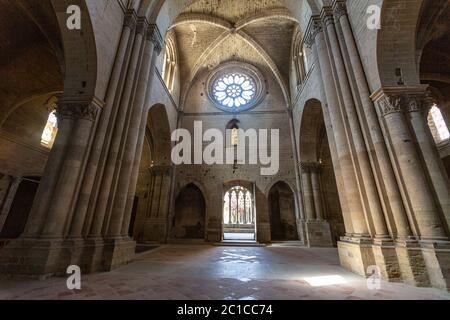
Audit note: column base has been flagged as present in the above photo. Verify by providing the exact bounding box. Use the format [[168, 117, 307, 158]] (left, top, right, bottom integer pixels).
[[0, 238, 69, 279], [0, 236, 137, 278], [102, 237, 136, 271], [305, 220, 334, 247], [372, 240, 402, 282], [142, 218, 167, 243], [206, 219, 222, 243], [395, 240, 430, 287], [257, 222, 271, 243], [420, 241, 450, 291], [338, 238, 375, 277]]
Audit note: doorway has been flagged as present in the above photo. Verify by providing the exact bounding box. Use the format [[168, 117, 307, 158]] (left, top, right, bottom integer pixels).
[[223, 186, 256, 241]]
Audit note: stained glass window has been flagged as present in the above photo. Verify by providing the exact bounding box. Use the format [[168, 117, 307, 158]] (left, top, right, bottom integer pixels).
[[212, 73, 256, 110], [41, 111, 58, 149]]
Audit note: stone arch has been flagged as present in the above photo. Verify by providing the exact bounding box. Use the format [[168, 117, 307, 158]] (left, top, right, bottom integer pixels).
[[172, 183, 207, 240], [148, 104, 172, 166], [299, 98, 324, 162], [299, 98, 344, 245], [268, 181, 299, 241], [0, 176, 41, 239], [50, 0, 98, 97], [376, 0, 423, 87]]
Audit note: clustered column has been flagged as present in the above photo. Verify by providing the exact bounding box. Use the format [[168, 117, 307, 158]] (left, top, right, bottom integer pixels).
[[307, 16, 370, 239], [373, 90, 448, 241], [0, 176, 22, 232], [301, 162, 324, 221], [333, 0, 412, 240], [0, 9, 164, 276]]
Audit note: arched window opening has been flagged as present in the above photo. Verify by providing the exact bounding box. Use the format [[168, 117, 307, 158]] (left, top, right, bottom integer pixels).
[[41, 110, 58, 149], [292, 27, 311, 88], [162, 38, 177, 93], [223, 186, 255, 241], [428, 104, 450, 143]]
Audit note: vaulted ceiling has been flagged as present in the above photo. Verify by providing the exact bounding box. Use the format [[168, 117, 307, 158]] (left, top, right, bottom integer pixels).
[[169, 0, 298, 105], [418, 0, 450, 103], [0, 0, 62, 148]]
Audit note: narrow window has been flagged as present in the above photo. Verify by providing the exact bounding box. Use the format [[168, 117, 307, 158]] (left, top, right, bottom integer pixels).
[[41, 111, 58, 149], [428, 105, 450, 143]]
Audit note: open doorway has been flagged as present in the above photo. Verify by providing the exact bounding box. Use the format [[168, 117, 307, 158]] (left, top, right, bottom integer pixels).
[[223, 186, 256, 241]]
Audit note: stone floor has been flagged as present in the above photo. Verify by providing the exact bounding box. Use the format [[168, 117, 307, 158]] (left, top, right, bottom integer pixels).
[[0, 244, 449, 300]]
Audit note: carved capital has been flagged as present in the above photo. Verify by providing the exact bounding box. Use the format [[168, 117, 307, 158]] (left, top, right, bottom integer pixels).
[[147, 24, 163, 55], [150, 164, 173, 175], [124, 10, 137, 29], [333, 1, 347, 21], [405, 95, 425, 113], [300, 162, 321, 174], [305, 18, 323, 48], [321, 7, 335, 26], [377, 94, 404, 117], [136, 18, 149, 35], [56, 101, 100, 122], [309, 163, 323, 174]]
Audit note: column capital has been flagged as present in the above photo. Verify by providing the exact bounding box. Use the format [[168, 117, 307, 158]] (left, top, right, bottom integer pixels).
[[370, 85, 430, 117], [147, 24, 163, 55], [305, 16, 323, 48], [376, 94, 404, 117], [150, 164, 173, 175], [56, 97, 103, 122], [333, 0, 347, 21], [300, 162, 322, 173], [136, 17, 149, 35], [124, 10, 137, 29], [320, 7, 335, 26]]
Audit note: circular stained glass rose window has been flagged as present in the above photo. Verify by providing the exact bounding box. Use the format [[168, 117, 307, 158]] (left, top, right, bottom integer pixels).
[[212, 73, 256, 110]]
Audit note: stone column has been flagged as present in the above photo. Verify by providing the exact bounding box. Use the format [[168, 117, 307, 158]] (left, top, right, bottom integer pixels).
[[310, 164, 324, 221], [373, 89, 447, 241], [333, 0, 412, 240], [122, 25, 163, 236], [406, 93, 450, 229], [142, 165, 172, 242], [308, 17, 369, 238], [301, 163, 316, 221], [89, 17, 146, 237], [0, 176, 22, 232], [107, 24, 162, 238], [69, 11, 137, 238], [322, 9, 389, 240], [40, 99, 101, 237]]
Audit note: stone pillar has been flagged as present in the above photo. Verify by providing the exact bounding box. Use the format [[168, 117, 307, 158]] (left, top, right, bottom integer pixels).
[[107, 24, 162, 238], [122, 25, 163, 237], [373, 89, 447, 241], [407, 93, 450, 231], [310, 164, 324, 221], [142, 165, 173, 242], [333, 0, 412, 240], [69, 10, 136, 238], [322, 8, 389, 240], [301, 163, 315, 221], [41, 99, 101, 238], [89, 17, 146, 238], [0, 176, 22, 233], [308, 17, 369, 239]]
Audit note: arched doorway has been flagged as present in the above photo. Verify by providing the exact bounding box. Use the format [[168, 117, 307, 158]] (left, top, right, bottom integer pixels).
[[0, 176, 40, 239], [172, 184, 206, 240], [299, 99, 344, 246], [268, 182, 298, 241], [223, 186, 255, 241]]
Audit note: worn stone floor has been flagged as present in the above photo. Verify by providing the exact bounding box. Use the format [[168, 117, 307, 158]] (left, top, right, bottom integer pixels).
[[0, 245, 449, 300]]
